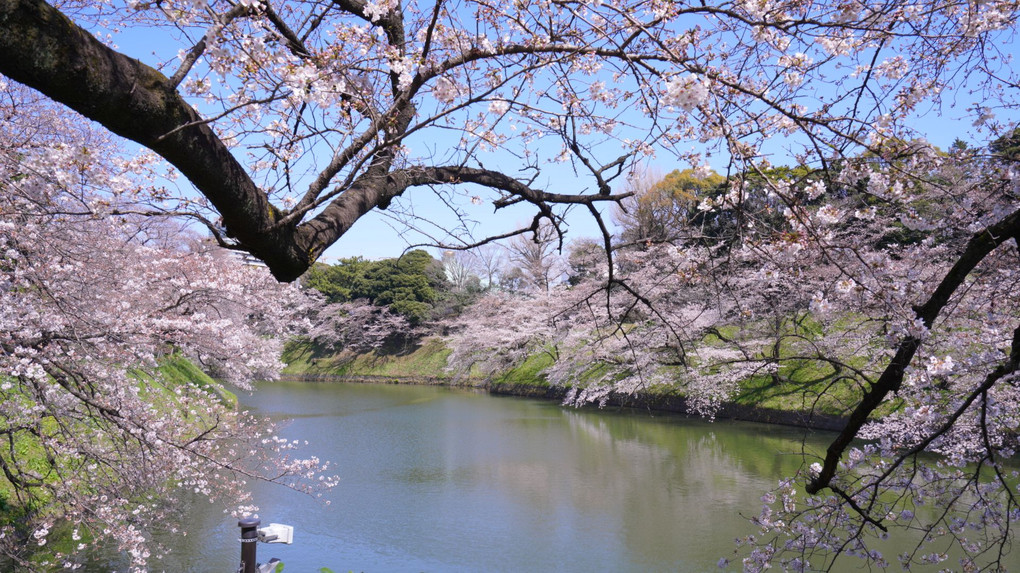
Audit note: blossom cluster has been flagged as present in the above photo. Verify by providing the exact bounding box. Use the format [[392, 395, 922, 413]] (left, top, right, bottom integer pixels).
[[444, 148, 1020, 569], [0, 91, 333, 570]]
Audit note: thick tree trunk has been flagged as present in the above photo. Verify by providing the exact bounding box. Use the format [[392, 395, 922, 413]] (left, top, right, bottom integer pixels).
[[0, 0, 316, 280]]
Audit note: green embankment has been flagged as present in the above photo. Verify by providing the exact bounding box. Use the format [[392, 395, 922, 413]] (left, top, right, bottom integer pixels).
[[282, 337, 564, 391], [282, 337, 457, 381], [145, 354, 238, 408], [0, 354, 236, 558], [730, 358, 899, 418], [0, 356, 236, 492], [281, 335, 875, 427]]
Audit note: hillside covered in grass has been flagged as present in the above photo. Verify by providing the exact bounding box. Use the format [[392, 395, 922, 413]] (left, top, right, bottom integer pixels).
[[281, 331, 865, 430]]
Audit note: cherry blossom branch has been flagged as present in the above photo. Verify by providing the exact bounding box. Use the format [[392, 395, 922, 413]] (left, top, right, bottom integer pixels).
[[808, 209, 1020, 494], [168, 3, 252, 88]]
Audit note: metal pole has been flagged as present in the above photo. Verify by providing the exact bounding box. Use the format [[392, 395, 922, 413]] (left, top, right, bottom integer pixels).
[[238, 517, 260, 573]]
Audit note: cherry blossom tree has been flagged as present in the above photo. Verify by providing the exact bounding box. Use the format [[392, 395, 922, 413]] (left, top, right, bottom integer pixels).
[[446, 142, 1020, 570], [0, 88, 332, 570], [738, 148, 1020, 573], [306, 298, 423, 355], [3, 0, 1020, 569], [445, 289, 569, 380], [3, 0, 1018, 282]]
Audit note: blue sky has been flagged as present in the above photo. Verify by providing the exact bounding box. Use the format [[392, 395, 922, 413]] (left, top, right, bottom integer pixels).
[[99, 4, 1020, 262]]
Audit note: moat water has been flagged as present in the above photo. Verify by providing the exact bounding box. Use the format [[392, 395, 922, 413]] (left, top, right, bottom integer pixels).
[[85, 381, 1010, 571]]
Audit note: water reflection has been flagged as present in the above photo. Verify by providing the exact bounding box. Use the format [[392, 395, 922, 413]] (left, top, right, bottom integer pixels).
[[89, 382, 836, 572]]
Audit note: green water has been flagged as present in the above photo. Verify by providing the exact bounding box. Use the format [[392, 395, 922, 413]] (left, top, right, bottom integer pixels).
[[99, 381, 837, 572], [83, 382, 919, 571]]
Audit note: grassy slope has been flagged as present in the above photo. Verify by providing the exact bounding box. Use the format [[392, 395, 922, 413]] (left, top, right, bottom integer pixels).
[[148, 354, 238, 407], [283, 336, 567, 389], [281, 334, 881, 420], [0, 355, 236, 532], [283, 337, 456, 379]]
